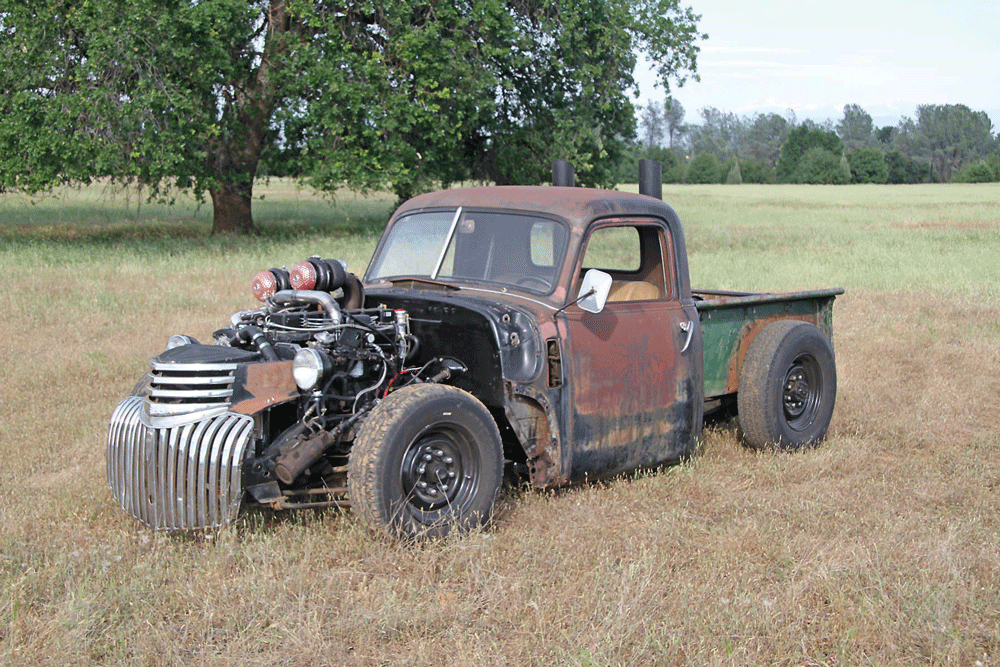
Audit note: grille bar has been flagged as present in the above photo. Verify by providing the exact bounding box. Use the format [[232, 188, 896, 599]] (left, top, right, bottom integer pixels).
[[152, 375, 233, 386], [108, 396, 254, 530], [147, 360, 238, 418]]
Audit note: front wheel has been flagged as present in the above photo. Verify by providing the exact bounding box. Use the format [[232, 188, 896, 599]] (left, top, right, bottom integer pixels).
[[737, 321, 837, 450], [348, 383, 503, 540]]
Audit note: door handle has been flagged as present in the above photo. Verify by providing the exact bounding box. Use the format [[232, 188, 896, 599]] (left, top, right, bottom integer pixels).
[[679, 320, 694, 353]]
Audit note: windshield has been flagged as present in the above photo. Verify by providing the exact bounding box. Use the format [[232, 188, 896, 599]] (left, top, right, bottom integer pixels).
[[367, 209, 569, 294]]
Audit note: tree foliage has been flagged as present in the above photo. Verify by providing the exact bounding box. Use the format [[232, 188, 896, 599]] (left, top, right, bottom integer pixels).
[[776, 125, 843, 183], [723, 156, 771, 184], [954, 162, 997, 183], [742, 113, 791, 173], [884, 151, 931, 184], [662, 100, 687, 149], [913, 104, 996, 182], [639, 100, 665, 149], [0, 0, 704, 233], [847, 148, 889, 184], [836, 104, 875, 152], [684, 151, 719, 183], [687, 107, 742, 161], [724, 159, 742, 184], [793, 148, 849, 184]]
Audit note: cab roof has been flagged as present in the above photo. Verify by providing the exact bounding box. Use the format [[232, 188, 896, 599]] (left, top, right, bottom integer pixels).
[[391, 185, 683, 233]]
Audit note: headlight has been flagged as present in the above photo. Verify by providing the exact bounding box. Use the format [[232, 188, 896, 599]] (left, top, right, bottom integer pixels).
[[166, 334, 200, 350], [293, 348, 331, 391]]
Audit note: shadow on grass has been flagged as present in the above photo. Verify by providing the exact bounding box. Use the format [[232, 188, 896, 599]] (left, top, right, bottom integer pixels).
[[0, 212, 392, 258]]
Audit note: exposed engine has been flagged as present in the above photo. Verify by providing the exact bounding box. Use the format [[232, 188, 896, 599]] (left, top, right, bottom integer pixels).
[[108, 255, 465, 530]]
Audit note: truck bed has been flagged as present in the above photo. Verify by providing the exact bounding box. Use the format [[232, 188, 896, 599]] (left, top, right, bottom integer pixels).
[[694, 287, 845, 400]]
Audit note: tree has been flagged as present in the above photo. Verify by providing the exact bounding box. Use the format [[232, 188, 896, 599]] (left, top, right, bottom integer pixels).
[[875, 125, 896, 146], [728, 156, 773, 184], [619, 143, 682, 183], [637, 97, 687, 151], [639, 100, 665, 149], [954, 161, 997, 183], [0, 0, 704, 234], [685, 152, 720, 183], [884, 151, 931, 184], [663, 99, 687, 149], [891, 116, 922, 160], [914, 104, 996, 182], [847, 148, 889, 184], [688, 107, 743, 161], [776, 125, 843, 183], [794, 148, 849, 184], [743, 112, 791, 171], [836, 104, 875, 152], [724, 159, 742, 185]]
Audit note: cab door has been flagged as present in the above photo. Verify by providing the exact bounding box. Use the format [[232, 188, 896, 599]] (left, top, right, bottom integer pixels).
[[561, 220, 703, 481]]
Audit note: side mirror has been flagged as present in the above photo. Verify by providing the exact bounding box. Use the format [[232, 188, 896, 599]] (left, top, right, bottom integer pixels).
[[577, 269, 612, 314]]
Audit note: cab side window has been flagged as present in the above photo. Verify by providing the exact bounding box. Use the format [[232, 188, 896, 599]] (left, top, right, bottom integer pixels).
[[579, 223, 673, 302]]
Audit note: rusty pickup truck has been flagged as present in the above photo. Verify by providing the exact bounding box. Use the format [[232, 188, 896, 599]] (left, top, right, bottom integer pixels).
[[107, 160, 843, 539]]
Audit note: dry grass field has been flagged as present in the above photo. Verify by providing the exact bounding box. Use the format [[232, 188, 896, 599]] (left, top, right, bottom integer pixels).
[[1, 182, 998, 666]]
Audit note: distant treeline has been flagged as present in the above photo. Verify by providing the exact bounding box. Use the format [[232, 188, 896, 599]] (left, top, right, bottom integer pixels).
[[615, 102, 1000, 185]]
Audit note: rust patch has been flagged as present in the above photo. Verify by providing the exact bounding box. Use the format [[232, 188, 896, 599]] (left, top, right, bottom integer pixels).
[[505, 384, 565, 487], [726, 315, 815, 394]]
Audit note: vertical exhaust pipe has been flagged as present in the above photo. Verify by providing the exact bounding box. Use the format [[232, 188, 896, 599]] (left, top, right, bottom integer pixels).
[[552, 160, 575, 187], [638, 159, 662, 200]]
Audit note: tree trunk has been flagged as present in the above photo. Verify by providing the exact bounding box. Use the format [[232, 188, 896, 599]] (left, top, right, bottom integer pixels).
[[209, 182, 256, 234]]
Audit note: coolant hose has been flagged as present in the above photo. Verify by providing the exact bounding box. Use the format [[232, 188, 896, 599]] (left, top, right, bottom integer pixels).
[[237, 325, 279, 362]]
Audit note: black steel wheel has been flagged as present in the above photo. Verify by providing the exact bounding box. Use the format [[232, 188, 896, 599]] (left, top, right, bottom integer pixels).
[[737, 321, 837, 450], [348, 383, 503, 539]]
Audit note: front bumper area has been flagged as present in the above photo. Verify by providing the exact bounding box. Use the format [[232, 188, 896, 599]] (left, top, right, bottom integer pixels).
[[107, 396, 254, 530]]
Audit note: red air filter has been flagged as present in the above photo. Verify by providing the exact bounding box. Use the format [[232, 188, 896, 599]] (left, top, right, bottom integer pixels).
[[251, 268, 290, 301], [289, 260, 318, 291]]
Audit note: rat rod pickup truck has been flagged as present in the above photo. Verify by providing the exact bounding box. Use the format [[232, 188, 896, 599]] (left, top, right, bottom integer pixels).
[[107, 160, 843, 539]]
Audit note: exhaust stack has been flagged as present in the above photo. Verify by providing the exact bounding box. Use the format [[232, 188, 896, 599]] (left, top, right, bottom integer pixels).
[[638, 159, 663, 200], [552, 160, 575, 187]]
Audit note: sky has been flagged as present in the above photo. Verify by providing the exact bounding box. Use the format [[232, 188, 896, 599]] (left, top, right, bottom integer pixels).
[[635, 0, 1000, 129]]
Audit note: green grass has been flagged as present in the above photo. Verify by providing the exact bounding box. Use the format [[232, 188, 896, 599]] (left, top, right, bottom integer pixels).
[[0, 180, 395, 277], [660, 184, 1000, 295], [1, 181, 999, 666]]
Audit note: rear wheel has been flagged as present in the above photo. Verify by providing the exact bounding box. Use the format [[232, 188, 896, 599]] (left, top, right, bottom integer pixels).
[[348, 383, 503, 539], [737, 321, 837, 450]]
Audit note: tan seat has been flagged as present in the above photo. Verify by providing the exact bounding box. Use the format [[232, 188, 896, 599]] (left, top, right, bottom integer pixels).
[[607, 280, 661, 302]]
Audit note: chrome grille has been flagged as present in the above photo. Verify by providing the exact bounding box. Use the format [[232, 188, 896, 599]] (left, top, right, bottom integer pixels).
[[145, 360, 237, 426], [107, 396, 254, 530]]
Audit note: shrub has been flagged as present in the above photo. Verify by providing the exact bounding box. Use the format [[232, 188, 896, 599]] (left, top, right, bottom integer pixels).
[[954, 161, 997, 183], [777, 125, 843, 182], [718, 156, 773, 184], [987, 154, 1000, 180], [847, 148, 889, 184], [685, 152, 721, 184], [885, 151, 932, 184], [795, 147, 850, 184], [724, 160, 742, 184]]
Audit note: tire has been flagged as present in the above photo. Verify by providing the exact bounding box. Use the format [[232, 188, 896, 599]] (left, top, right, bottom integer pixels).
[[348, 383, 503, 540], [737, 320, 837, 450]]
